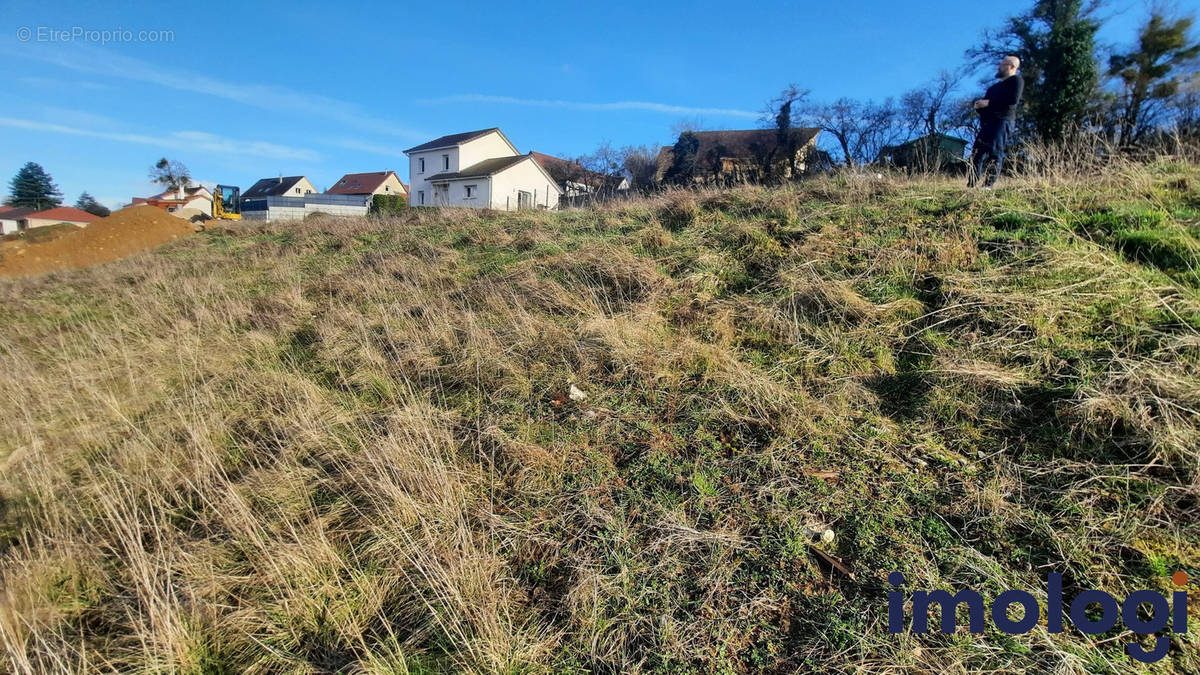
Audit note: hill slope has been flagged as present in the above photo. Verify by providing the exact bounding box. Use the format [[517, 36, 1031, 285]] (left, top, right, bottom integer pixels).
[[1, 166, 1198, 672]]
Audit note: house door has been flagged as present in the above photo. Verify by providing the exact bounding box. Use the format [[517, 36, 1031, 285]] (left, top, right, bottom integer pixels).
[[517, 190, 532, 209]]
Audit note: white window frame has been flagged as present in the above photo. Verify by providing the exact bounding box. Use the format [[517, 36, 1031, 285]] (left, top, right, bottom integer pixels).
[[419, 157, 425, 173], [418, 190, 425, 205], [442, 154, 450, 170], [464, 184, 476, 199]]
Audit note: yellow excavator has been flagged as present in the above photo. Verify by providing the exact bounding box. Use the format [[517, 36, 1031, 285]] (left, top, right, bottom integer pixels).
[[211, 185, 242, 221]]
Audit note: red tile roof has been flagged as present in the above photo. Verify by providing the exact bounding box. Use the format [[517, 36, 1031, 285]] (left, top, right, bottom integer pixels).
[[25, 206, 102, 223], [326, 171, 408, 195]]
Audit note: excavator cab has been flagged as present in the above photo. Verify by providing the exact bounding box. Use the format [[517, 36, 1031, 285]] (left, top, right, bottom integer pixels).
[[212, 185, 242, 220]]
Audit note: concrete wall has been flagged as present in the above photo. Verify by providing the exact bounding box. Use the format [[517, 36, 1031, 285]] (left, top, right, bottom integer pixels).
[[490, 158, 560, 210], [22, 217, 93, 229], [242, 195, 368, 222], [0, 218, 19, 235]]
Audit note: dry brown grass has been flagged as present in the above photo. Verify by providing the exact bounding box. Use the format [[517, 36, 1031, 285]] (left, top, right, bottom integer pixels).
[[1, 164, 1198, 672]]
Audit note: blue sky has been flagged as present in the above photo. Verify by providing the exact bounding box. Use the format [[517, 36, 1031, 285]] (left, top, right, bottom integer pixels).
[[1, 0, 1147, 209]]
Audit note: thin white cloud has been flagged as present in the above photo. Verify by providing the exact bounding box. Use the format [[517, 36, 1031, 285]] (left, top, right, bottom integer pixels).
[[6, 43, 428, 140], [0, 117, 319, 161], [419, 94, 760, 119], [18, 76, 112, 91], [324, 138, 410, 159]]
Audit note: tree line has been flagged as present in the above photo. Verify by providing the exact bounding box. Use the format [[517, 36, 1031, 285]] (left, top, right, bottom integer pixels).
[[568, 0, 1198, 186], [3, 157, 197, 220], [3, 162, 110, 218], [776, 0, 1199, 168]]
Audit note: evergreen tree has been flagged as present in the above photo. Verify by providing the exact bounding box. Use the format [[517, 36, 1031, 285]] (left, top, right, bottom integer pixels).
[[969, 0, 1101, 141], [6, 162, 63, 210], [1108, 11, 1200, 144], [75, 192, 111, 218], [1034, 0, 1100, 141], [664, 132, 700, 185]]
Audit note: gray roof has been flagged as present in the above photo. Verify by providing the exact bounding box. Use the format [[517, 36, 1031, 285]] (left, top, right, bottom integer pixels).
[[0, 207, 38, 220], [404, 128, 502, 154], [425, 154, 531, 181], [243, 176, 308, 199]]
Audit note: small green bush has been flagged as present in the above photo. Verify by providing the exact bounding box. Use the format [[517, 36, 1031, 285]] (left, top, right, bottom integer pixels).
[[370, 194, 408, 216]]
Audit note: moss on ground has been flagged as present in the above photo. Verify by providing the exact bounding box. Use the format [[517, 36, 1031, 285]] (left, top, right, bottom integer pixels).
[[1, 168, 1198, 672]]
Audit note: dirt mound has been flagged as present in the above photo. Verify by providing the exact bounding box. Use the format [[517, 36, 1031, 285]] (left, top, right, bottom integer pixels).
[[0, 205, 195, 277]]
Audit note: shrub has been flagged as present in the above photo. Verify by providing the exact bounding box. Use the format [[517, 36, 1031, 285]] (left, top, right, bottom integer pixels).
[[370, 194, 408, 216]]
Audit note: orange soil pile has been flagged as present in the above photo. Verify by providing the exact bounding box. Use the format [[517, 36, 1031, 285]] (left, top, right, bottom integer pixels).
[[0, 205, 194, 277]]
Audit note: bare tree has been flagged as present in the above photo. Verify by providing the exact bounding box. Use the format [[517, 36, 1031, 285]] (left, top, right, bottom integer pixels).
[[809, 98, 904, 167], [669, 117, 704, 136], [1169, 71, 1200, 134], [900, 70, 964, 137], [619, 145, 660, 192]]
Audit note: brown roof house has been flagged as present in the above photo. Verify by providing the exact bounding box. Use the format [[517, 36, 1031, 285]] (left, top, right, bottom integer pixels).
[[655, 128, 822, 185], [326, 171, 408, 198], [530, 151, 630, 201]]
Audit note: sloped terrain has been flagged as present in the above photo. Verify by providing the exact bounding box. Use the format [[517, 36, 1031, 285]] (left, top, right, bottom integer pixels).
[[0, 205, 194, 277], [0, 165, 1198, 672]]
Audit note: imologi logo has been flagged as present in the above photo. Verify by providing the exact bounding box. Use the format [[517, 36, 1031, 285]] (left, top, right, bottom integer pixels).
[[887, 570, 1190, 663]]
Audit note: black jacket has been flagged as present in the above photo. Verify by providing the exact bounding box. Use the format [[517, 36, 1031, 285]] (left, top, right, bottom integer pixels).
[[979, 74, 1024, 123]]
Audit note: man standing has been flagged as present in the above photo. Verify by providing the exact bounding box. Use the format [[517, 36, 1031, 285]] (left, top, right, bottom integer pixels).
[[969, 56, 1024, 187]]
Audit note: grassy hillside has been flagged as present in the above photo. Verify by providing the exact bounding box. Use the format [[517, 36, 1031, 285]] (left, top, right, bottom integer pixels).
[[1, 165, 1198, 672]]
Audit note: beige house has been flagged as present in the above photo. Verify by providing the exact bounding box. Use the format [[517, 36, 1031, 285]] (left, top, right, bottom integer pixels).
[[19, 206, 101, 229], [243, 176, 318, 200], [404, 128, 562, 210], [326, 171, 408, 198]]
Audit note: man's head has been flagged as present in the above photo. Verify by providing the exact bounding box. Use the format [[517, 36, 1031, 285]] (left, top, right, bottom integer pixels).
[[997, 56, 1020, 78]]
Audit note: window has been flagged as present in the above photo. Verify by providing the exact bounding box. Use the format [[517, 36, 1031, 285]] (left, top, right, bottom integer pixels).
[[442, 154, 449, 170], [295, 187, 301, 194], [418, 190, 425, 205], [384, 185, 390, 193], [419, 158, 425, 173], [464, 184, 476, 198]]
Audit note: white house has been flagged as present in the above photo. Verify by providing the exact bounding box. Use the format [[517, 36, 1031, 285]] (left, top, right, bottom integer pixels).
[[404, 128, 562, 210], [130, 185, 213, 220], [0, 207, 36, 235]]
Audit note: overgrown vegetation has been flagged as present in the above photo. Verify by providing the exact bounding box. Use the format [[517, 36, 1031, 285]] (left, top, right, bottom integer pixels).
[[371, 193, 408, 217], [1, 164, 1198, 672]]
